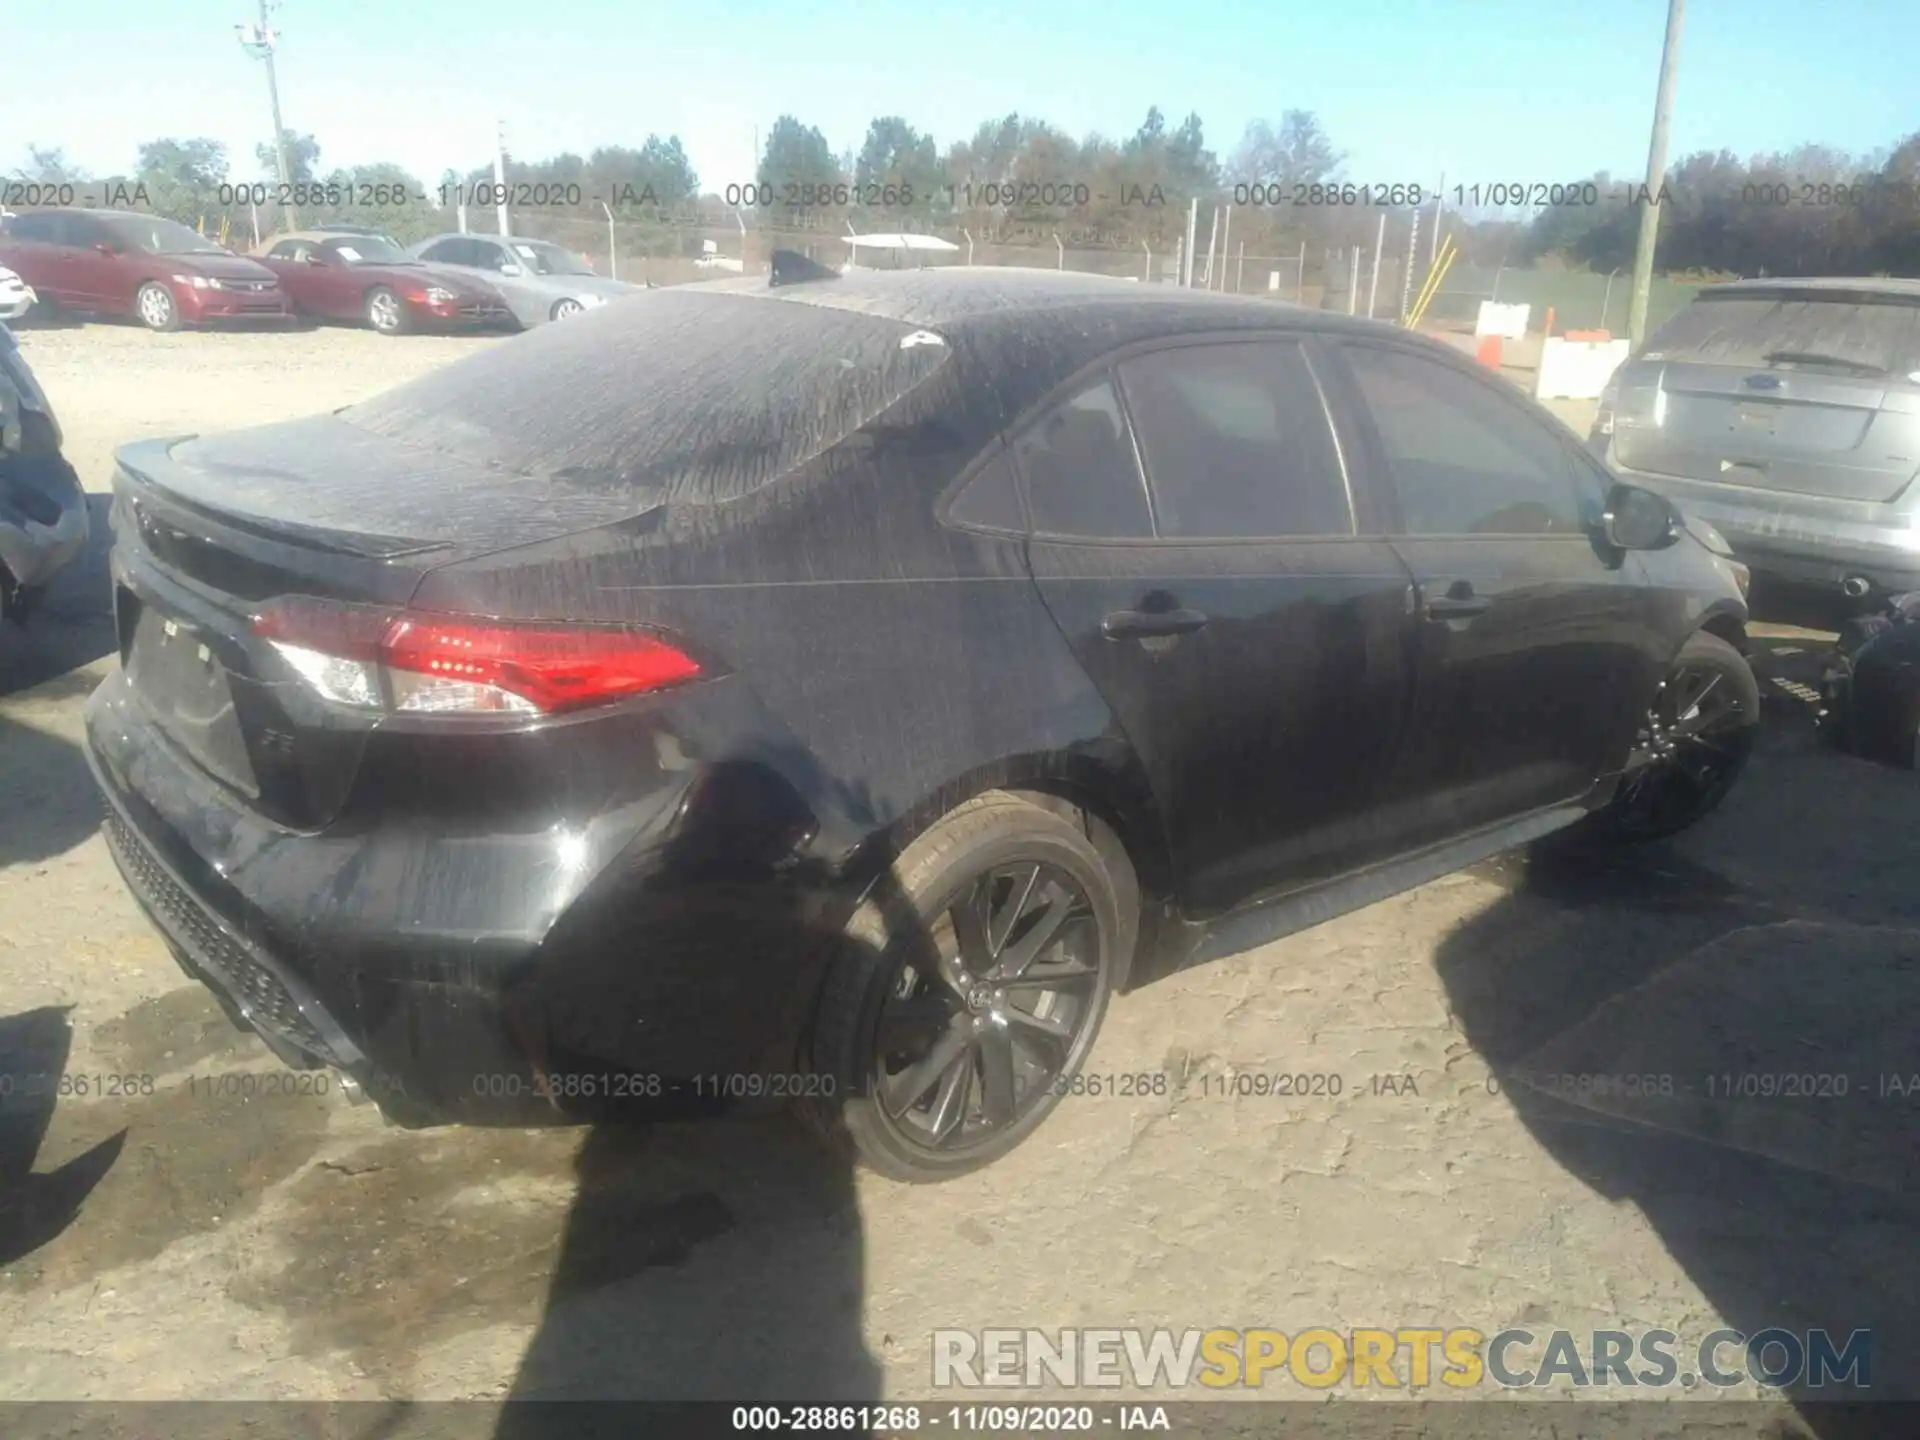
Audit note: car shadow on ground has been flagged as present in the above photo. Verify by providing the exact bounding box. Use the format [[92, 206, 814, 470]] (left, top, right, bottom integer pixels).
[[0, 704, 101, 870], [0, 1006, 126, 1267], [1436, 702, 1920, 1428], [0, 492, 115, 697], [489, 752, 902, 1434]]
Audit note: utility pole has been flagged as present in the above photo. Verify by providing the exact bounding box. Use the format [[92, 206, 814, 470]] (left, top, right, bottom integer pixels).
[[1183, 197, 1198, 287], [1628, 0, 1685, 351], [237, 0, 297, 230], [494, 121, 512, 237]]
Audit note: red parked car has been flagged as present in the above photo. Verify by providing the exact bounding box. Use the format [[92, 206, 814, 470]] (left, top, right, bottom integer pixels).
[[0, 208, 292, 331], [252, 232, 513, 335]]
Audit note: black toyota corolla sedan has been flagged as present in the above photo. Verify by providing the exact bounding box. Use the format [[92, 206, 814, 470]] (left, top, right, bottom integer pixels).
[[86, 257, 1757, 1180]]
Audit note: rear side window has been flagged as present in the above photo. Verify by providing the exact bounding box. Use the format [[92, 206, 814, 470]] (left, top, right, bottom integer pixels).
[[1014, 377, 1153, 538], [420, 238, 472, 264], [343, 289, 953, 504], [1646, 294, 1920, 375], [1117, 341, 1351, 538], [3, 212, 65, 244], [947, 452, 1024, 532], [1342, 344, 1585, 537]]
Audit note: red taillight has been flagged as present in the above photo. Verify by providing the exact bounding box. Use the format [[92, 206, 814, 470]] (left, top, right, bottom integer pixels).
[[253, 597, 702, 715]]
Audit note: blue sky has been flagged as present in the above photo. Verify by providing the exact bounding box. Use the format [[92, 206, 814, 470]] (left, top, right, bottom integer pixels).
[[6, 0, 1911, 200]]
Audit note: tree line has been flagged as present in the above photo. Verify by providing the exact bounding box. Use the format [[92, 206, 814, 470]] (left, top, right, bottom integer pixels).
[[12, 109, 1918, 278]]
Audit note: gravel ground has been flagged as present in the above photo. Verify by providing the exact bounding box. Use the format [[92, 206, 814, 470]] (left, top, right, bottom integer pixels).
[[1, 322, 1913, 1434]]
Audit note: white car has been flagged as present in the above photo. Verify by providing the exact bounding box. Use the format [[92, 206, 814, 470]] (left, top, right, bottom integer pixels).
[[0, 266, 35, 322]]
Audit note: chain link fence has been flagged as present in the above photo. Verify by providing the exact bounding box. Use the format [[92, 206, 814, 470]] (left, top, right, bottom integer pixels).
[[488, 203, 1705, 337]]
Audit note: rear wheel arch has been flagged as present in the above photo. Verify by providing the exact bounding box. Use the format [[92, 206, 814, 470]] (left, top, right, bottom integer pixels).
[[833, 768, 1165, 984], [1697, 610, 1750, 656], [864, 761, 1166, 897]]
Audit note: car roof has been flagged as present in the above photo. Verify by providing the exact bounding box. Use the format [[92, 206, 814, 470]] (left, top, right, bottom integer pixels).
[[11, 207, 197, 223], [419, 234, 552, 246], [690, 264, 1407, 341], [255, 231, 392, 250], [1700, 277, 1920, 301]]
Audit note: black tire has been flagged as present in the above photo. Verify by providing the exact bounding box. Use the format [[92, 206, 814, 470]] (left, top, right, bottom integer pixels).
[[366, 286, 411, 336], [1589, 630, 1760, 842], [135, 282, 181, 332], [803, 791, 1135, 1182]]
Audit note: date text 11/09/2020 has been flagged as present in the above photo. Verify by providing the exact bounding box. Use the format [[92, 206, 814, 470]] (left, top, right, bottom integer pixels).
[[467, 1071, 838, 1102]]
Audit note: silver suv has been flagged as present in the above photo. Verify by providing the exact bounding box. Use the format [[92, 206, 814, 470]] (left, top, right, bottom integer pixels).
[[1592, 278, 1920, 601]]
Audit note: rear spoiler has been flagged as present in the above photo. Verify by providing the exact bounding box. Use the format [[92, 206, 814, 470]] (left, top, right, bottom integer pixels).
[[115, 437, 452, 560]]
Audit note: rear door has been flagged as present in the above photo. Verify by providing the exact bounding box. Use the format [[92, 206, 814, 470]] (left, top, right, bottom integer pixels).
[[260, 239, 318, 312], [1613, 289, 1920, 503], [1327, 339, 1657, 845], [1019, 337, 1419, 918], [59, 214, 130, 310], [306, 241, 366, 317], [0, 212, 67, 296]]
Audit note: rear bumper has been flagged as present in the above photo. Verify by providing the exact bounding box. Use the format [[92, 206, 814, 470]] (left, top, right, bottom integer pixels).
[[83, 668, 848, 1125], [1609, 460, 1920, 595]]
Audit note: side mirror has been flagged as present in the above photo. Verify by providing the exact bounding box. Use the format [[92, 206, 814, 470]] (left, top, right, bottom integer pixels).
[[1602, 482, 1683, 551], [94, 243, 117, 256], [305, 253, 327, 265], [499, 263, 523, 277]]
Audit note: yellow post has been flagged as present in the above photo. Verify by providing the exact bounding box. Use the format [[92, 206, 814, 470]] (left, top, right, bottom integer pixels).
[[1406, 234, 1456, 328], [1409, 247, 1458, 328]]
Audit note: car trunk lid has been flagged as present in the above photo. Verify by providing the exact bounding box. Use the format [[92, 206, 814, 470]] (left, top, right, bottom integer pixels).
[[111, 420, 668, 828]]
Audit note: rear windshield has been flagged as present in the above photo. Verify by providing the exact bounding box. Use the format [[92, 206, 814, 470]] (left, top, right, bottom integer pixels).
[[341, 288, 951, 503], [1645, 293, 1920, 375]]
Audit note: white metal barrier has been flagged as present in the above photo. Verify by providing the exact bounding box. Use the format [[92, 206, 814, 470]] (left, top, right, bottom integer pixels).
[[1535, 337, 1631, 401], [1474, 301, 1530, 340]]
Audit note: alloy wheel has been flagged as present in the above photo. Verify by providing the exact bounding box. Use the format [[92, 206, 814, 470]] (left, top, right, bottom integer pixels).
[[138, 286, 174, 329], [368, 291, 402, 333], [1613, 658, 1753, 834], [871, 860, 1104, 1158], [553, 299, 584, 320]]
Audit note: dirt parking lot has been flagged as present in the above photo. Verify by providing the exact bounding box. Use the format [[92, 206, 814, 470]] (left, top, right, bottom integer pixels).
[[2, 321, 1916, 1430]]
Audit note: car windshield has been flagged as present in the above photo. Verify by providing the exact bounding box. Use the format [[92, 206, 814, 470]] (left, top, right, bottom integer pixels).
[[1644, 293, 1920, 375], [342, 288, 951, 502], [511, 240, 596, 277], [322, 236, 410, 264], [102, 214, 228, 255]]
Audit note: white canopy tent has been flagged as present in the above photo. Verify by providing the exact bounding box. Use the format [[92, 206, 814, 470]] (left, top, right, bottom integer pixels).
[[840, 233, 961, 270]]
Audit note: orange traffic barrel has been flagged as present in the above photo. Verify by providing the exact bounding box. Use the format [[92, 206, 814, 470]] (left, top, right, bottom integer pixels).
[[1475, 334, 1503, 368]]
